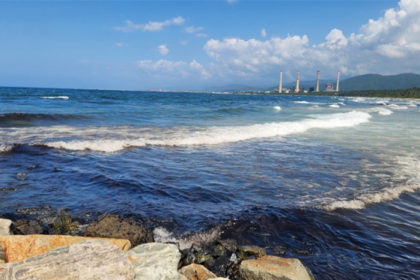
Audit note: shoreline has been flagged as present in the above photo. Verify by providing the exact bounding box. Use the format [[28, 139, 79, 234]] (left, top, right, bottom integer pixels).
[[0, 213, 315, 279]]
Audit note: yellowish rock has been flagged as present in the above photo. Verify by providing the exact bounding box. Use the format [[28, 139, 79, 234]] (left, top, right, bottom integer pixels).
[[240, 255, 311, 280], [179, 263, 218, 280], [0, 234, 131, 263]]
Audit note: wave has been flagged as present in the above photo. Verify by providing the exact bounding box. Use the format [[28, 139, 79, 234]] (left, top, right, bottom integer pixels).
[[323, 183, 420, 211], [329, 104, 340, 108], [40, 96, 69, 99], [0, 112, 89, 126], [294, 101, 309, 104], [0, 144, 14, 153], [153, 226, 221, 250], [367, 107, 393, 115], [388, 104, 408, 110], [273, 106, 281, 111], [41, 111, 371, 152], [322, 156, 420, 211]]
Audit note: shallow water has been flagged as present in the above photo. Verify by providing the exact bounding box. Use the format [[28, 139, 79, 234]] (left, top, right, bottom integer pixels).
[[1, 87, 420, 279]]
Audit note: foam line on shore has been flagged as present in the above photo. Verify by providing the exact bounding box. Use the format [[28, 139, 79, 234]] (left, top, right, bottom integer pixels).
[[322, 156, 420, 211]]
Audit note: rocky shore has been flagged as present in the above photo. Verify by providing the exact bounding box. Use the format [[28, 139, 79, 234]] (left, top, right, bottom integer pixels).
[[0, 213, 315, 280]]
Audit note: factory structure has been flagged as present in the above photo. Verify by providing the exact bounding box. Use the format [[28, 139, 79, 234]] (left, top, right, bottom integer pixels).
[[277, 70, 341, 93]]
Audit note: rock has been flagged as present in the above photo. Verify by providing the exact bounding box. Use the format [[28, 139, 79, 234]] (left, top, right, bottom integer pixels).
[[238, 245, 267, 260], [179, 263, 218, 280], [11, 219, 47, 235], [239, 255, 311, 280], [127, 242, 184, 280], [216, 239, 238, 253], [181, 244, 215, 268], [0, 240, 134, 280], [85, 214, 153, 247], [0, 220, 11, 236], [0, 234, 131, 263]]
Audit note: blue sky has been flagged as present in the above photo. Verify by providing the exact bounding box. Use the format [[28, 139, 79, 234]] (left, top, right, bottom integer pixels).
[[1, 0, 419, 90]]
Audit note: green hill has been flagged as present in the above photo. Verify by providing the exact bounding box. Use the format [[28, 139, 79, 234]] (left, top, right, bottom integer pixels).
[[340, 73, 420, 91]]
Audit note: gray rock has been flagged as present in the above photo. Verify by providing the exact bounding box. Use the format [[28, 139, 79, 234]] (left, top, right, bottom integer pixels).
[[127, 242, 184, 280], [0, 240, 134, 280], [0, 220, 11, 236], [238, 245, 267, 260], [11, 219, 46, 235], [85, 214, 153, 247], [240, 255, 311, 280]]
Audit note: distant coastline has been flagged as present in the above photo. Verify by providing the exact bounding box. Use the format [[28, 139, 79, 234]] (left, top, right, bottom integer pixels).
[[241, 87, 420, 100]]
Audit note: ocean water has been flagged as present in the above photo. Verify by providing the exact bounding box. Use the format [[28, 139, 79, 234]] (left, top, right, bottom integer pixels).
[[1, 87, 420, 279]]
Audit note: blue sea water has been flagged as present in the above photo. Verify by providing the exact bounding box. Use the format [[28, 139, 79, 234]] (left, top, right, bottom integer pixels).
[[1, 87, 420, 279]]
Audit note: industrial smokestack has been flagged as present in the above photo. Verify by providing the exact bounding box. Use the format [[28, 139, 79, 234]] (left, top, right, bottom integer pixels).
[[278, 71, 283, 93], [315, 71, 320, 92], [336, 71, 340, 92], [295, 71, 300, 93]]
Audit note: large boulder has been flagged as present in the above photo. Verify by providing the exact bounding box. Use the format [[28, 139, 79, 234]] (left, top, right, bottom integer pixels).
[[85, 214, 153, 247], [0, 234, 131, 263], [239, 256, 311, 280], [0, 240, 134, 280], [127, 242, 185, 280], [0, 220, 11, 236], [179, 263, 218, 280]]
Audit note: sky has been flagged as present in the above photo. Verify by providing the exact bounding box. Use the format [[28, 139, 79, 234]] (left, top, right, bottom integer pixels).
[[1, 0, 419, 90]]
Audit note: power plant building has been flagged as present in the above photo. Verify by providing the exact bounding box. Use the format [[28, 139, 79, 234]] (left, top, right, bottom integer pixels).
[[325, 83, 334, 92]]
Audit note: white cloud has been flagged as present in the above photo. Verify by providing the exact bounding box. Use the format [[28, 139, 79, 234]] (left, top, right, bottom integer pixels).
[[202, 0, 420, 80], [137, 60, 187, 72], [261, 29, 266, 38], [115, 16, 185, 32], [137, 59, 210, 80], [115, 43, 129, 48], [185, 26, 207, 38], [180, 40, 189, 46], [185, 26, 204, 34], [157, 44, 169, 55], [190, 60, 203, 70]]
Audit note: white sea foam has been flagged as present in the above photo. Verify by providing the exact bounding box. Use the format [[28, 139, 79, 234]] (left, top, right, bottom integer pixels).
[[41, 111, 371, 152], [323, 183, 420, 211], [367, 107, 393, 115], [388, 104, 408, 110], [153, 226, 221, 250], [329, 104, 340, 108], [40, 96, 69, 99], [273, 106, 281, 111], [294, 101, 309, 104], [323, 156, 420, 211], [0, 144, 13, 153]]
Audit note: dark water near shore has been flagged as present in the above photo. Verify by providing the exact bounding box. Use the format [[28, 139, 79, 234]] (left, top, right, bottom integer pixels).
[[1, 87, 420, 279]]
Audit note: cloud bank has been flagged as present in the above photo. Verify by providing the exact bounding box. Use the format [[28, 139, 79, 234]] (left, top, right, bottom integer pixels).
[[136, 0, 420, 84]]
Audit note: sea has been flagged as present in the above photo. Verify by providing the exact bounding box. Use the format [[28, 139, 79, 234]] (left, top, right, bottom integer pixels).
[[1, 87, 419, 279]]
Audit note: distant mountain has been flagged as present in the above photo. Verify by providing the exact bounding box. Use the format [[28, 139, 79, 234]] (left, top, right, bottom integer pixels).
[[339, 73, 420, 91], [204, 84, 265, 92], [204, 73, 420, 93]]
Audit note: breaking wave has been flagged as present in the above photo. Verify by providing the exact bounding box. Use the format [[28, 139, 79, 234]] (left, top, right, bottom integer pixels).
[[322, 156, 420, 211], [40, 96, 69, 99], [40, 111, 371, 152]]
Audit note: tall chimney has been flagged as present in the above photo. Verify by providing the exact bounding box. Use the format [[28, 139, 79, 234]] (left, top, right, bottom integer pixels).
[[336, 71, 340, 92], [278, 71, 283, 93], [295, 71, 300, 93], [315, 71, 320, 92]]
